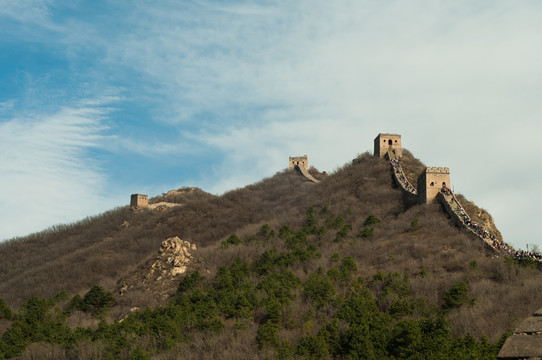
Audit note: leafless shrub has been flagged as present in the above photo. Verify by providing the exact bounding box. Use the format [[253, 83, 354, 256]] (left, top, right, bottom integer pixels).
[[65, 340, 106, 360], [15, 343, 67, 360], [0, 319, 11, 337], [66, 310, 100, 330], [159, 323, 267, 360], [2, 149, 542, 351]]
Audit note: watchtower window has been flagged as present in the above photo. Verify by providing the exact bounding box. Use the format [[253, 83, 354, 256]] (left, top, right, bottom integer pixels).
[[430, 182, 434, 186], [388, 139, 393, 145]]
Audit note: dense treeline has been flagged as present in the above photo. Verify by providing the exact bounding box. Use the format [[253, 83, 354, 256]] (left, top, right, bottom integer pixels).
[[0, 209, 504, 359]]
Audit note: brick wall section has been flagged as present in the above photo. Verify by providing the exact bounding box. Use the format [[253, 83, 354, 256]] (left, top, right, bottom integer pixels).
[[388, 151, 497, 253], [289, 155, 308, 170], [130, 194, 149, 208], [374, 133, 402, 158], [437, 192, 500, 253], [388, 150, 417, 195], [297, 164, 320, 183], [418, 167, 451, 204]]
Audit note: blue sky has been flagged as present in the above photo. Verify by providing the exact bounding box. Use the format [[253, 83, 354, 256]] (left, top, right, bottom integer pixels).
[[1, 0, 542, 250]]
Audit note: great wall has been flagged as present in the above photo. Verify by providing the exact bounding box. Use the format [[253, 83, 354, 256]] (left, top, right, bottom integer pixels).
[[289, 155, 320, 183], [130, 133, 540, 264], [127, 133, 539, 359], [379, 135, 542, 359], [294, 133, 541, 266], [378, 133, 541, 265]]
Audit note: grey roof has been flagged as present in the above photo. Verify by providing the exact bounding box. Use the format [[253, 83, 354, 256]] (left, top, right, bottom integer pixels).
[[499, 334, 542, 359], [499, 308, 542, 359]]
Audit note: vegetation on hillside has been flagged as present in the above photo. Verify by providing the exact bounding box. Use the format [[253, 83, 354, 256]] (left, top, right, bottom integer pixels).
[[0, 151, 542, 359], [0, 209, 504, 359]]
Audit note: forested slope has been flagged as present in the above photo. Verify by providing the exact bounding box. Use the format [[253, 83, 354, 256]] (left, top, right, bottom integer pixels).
[[0, 151, 541, 359]]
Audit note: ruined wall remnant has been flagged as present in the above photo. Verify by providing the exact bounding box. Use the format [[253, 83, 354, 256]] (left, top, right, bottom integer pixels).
[[417, 167, 450, 204], [130, 194, 148, 208], [374, 133, 402, 158]]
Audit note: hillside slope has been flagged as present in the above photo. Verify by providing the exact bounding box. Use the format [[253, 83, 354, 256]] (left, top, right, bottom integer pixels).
[[1, 151, 541, 359]]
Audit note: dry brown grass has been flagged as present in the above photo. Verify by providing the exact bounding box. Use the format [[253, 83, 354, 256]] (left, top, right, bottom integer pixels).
[[2, 149, 542, 348], [398, 149, 426, 187], [0, 319, 11, 338], [15, 343, 67, 360], [66, 310, 100, 330], [157, 322, 268, 360]]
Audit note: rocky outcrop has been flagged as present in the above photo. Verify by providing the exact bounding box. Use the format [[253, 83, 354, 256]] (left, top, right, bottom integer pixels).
[[156, 237, 196, 276], [117, 237, 197, 301]]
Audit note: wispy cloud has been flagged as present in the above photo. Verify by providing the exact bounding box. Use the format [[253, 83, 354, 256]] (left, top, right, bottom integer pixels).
[[0, 100, 15, 111], [103, 1, 542, 247], [0, 0, 52, 25], [0, 100, 121, 241]]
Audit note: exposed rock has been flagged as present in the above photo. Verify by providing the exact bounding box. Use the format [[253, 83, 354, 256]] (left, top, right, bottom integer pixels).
[[115, 237, 200, 315], [151, 236, 196, 277]]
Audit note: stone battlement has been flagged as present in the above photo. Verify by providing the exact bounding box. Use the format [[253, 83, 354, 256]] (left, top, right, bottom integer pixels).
[[130, 194, 148, 208], [289, 155, 308, 170], [418, 167, 451, 204], [374, 133, 402, 158], [374, 133, 450, 204], [425, 167, 449, 174]]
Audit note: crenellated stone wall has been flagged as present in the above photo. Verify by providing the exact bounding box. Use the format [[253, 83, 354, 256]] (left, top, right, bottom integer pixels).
[[417, 167, 450, 204], [289, 155, 308, 170], [297, 163, 320, 183], [130, 194, 148, 208], [388, 150, 417, 195], [437, 192, 498, 252], [374, 133, 402, 158]]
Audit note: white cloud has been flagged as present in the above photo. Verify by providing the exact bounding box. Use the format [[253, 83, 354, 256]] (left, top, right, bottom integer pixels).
[[0, 101, 122, 241], [112, 1, 542, 248], [0, 0, 52, 25], [0, 100, 15, 111], [3, 0, 542, 250]]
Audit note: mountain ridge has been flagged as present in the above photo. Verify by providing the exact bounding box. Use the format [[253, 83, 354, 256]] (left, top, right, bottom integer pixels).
[[1, 147, 541, 359]]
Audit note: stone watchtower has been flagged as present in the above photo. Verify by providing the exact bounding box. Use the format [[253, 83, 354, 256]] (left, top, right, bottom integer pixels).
[[417, 167, 450, 204], [289, 155, 308, 170], [374, 133, 402, 158], [130, 194, 148, 208]]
